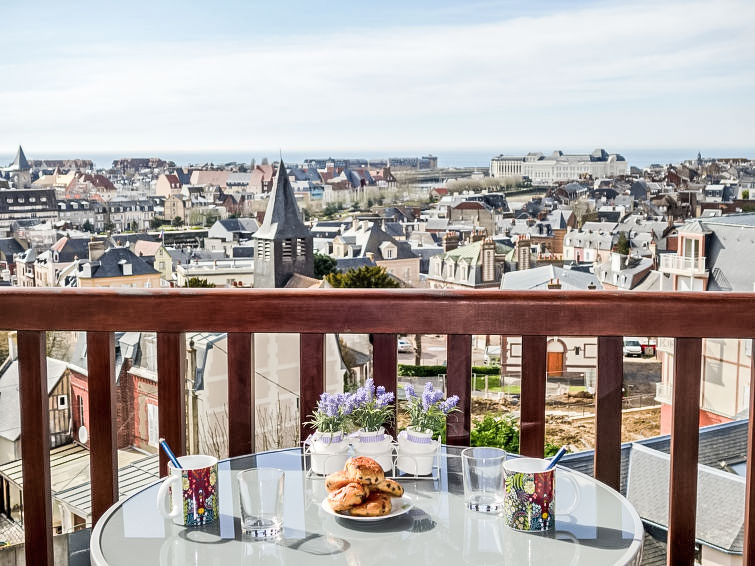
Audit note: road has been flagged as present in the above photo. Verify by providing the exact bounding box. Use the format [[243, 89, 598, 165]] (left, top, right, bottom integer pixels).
[[397, 334, 487, 366]]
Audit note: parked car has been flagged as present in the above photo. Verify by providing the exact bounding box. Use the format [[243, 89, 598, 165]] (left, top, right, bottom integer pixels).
[[397, 338, 414, 353], [623, 339, 643, 357]]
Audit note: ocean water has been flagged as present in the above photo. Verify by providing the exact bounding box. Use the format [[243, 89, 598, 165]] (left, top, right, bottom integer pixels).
[[3, 148, 754, 171]]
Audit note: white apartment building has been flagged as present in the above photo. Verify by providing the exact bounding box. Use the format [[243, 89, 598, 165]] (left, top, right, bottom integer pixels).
[[490, 149, 627, 184]]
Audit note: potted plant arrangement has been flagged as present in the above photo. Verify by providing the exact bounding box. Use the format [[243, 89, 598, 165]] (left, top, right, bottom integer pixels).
[[398, 382, 459, 475], [306, 392, 354, 475], [351, 378, 396, 472]]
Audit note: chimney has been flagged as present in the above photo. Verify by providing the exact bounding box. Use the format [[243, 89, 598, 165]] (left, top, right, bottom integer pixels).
[[610, 252, 623, 272], [7, 331, 17, 362], [442, 233, 459, 252], [547, 278, 561, 290], [88, 240, 105, 261]]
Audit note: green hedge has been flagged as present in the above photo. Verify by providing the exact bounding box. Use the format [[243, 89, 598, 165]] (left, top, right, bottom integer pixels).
[[398, 364, 447, 377], [472, 365, 501, 375]]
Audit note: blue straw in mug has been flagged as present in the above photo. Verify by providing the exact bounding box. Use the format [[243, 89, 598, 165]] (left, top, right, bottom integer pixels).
[[545, 447, 567, 471], [159, 438, 182, 469]]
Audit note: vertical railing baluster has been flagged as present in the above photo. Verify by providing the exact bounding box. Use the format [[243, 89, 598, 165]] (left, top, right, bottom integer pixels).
[[595, 336, 623, 490], [521, 335, 547, 458], [300, 333, 325, 444], [667, 337, 702, 566], [227, 333, 254, 457], [87, 331, 119, 525], [446, 334, 472, 445], [157, 332, 186, 476], [743, 337, 755, 564], [18, 330, 53, 566], [372, 334, 398, 438]]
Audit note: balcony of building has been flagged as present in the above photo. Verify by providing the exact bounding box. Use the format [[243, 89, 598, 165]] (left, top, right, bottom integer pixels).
[[0, 287, 753, 566], [659, 254, 707, 275]]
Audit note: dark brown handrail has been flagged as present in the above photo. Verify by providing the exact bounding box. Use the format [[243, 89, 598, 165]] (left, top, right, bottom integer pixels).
[[1, 288, 753, 566]]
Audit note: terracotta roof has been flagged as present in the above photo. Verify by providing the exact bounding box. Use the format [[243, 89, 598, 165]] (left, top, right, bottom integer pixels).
[[132, 240, 163, 258], [453, 201, 486, 210], [284, 273, 322, 288]]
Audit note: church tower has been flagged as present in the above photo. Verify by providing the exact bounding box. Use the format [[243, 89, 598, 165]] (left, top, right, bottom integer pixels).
[[8, 146, 31, 188], [252, 160, 314, 288]]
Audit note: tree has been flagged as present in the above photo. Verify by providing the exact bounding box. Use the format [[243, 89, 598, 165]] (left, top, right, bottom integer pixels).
[[314, 253, 337, 279], [150, 217, 164, 229], [184, 277, 216, 288], [172, 216, 184, 227], [615, 232, 630, 255], [743, 189, 750, 200], [82, 220, 94, 233], [326, 266, 400, 288]]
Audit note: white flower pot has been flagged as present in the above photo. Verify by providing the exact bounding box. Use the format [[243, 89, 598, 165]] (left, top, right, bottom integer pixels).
[[353, 427, 394, 472], [310, 431, 350, 475], [397, 428, 438, 476]]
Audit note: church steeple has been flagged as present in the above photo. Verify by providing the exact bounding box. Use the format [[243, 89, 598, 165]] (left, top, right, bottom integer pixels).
[[252, 160, 314, 288], [11, 146, 30, 171]]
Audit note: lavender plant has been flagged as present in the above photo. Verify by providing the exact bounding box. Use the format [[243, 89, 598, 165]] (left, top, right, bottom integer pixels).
[[351, 378, 395, 432], [306, 392, 355, 434], [403, 382, 459, 437]]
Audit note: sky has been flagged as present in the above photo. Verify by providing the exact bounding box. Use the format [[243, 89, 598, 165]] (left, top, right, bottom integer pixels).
[[2, 0, 754, 155]]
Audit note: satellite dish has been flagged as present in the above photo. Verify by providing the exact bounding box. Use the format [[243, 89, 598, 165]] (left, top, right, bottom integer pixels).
[[78, 426, 88, 444]]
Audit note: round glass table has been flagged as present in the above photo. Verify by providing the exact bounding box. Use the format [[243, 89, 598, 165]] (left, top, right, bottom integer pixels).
[[90, 446, 643, 566]]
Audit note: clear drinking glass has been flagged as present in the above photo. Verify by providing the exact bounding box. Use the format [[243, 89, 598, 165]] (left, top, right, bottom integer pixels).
[[461, 447, 506, 512], [237, 468, 285, 538]]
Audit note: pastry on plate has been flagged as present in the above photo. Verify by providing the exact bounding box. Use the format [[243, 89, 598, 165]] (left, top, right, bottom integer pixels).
[[345, 456, 385, 485], [373, 478, 404, 497], [327, 482, 369, 512], [325, 470, 352, 492], [348, 492, 392, 517]]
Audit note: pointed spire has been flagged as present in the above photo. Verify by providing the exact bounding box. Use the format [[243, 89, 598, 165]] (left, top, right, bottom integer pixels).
[[11, 146, 30, 171], [253, 159, 311, 240]]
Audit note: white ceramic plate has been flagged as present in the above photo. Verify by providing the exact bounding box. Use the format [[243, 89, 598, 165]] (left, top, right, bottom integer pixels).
[[321, 494, 414, 522]]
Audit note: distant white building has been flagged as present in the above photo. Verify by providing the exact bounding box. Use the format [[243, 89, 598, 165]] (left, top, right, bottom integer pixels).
[[490, 149, 627, 184]]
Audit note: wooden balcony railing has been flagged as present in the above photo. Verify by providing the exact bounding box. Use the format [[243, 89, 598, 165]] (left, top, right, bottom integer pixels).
[[1, 288, 754, 566]]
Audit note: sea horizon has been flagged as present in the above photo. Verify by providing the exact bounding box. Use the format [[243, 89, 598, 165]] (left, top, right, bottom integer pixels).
[[2, 147, 754, 172]]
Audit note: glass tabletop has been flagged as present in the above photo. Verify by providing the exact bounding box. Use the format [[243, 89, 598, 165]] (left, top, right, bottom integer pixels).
[[91, 447, 644, 566]]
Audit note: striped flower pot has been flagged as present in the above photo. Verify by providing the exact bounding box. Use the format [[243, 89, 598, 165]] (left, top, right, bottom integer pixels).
[[397, 427, 437, 476], [310, 430, 350, 475], [353, 427, 394, 472]]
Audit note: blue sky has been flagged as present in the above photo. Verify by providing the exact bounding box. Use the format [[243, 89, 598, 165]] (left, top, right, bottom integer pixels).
[[2, 0, 754, 154]]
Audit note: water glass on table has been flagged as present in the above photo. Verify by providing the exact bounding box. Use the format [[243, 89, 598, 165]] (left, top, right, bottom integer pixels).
[[461, 447, 507, 512], [237, 468, 285, 538]]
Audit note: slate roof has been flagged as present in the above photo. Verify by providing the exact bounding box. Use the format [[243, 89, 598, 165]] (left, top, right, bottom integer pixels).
[[500, 264, 602, 290], [79, 247, 158, 278], [335, 257, 376, 271], [626, 444, 745, 553], [218, 217, 259, 234], [253, 160, 311, 240], [354, 222, 418, 261], [0, 238, 24, 260], [0, 357, 68, 442], [698, 214, 755, 291], [50, 236, 106, 263]]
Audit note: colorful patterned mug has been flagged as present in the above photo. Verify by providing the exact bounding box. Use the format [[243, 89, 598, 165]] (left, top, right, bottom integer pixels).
[[157, 455, 218, 526], [502, 457, 579, 532]]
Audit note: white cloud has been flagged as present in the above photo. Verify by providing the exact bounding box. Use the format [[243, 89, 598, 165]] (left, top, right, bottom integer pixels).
[[1, 0, 754, 151]]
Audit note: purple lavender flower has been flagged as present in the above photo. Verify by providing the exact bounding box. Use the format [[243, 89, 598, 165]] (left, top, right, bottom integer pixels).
[[364, 378, 375, 400], [376, 385, 386, 396], [354, 387, 369, 406], [431, 390, 445, 404], [404, 383, 416, 399], [376, 392, 394, 408], [441, 395, 460, 414]]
